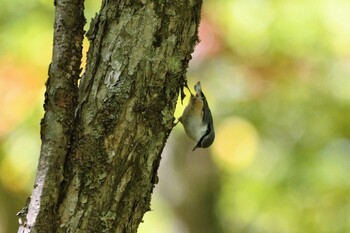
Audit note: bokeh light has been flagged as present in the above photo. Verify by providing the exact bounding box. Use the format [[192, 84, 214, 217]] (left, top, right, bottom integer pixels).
[[213, 117, 259, 171]]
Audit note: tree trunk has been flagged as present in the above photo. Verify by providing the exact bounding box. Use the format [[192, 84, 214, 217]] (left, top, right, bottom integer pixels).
[[18, 0, 202, 232]]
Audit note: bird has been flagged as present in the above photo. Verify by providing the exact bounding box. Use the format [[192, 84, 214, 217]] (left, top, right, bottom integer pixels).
[[178, 81, 215, 151]]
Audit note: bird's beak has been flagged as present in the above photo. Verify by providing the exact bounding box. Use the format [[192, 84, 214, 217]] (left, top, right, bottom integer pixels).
[[192, 144, 199, 151]]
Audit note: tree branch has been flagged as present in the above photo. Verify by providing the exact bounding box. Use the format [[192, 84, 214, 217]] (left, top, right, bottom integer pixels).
[[57, 0, 202, 232], [18, 0, 85, 232]]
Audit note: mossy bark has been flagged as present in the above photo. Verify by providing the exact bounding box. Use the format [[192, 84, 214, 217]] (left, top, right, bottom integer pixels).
[[18, 0, 202, 232]]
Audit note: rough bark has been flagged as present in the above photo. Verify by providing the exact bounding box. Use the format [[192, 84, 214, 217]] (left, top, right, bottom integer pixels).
[[18, 0, 202, 232], [18, 0, 85, 232]]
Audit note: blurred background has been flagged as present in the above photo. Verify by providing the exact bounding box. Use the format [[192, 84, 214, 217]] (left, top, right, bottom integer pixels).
[[1, 0, 350, 232]]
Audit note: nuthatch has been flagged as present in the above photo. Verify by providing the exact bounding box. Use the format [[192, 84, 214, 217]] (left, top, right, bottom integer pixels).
[[178, 81, 215, 151]]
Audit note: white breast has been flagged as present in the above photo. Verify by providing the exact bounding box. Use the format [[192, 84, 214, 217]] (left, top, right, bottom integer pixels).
[[183, 116, 207, 142]]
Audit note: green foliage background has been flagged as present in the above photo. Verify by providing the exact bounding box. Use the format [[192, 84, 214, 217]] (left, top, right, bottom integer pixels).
[[1, 0, 350, 232]]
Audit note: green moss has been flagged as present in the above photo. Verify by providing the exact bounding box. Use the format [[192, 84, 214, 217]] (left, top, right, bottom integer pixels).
[[167, 56, 182, 72]]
